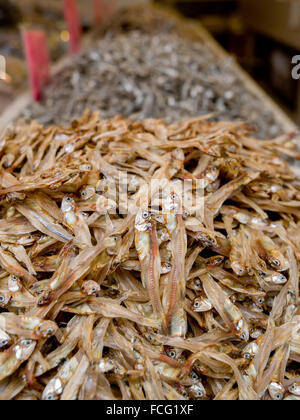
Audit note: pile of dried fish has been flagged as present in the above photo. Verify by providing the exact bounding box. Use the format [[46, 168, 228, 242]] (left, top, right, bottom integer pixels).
[[23, 7, 282, 139], [92, 4, 177, 37], [0, 111, 299, 400]]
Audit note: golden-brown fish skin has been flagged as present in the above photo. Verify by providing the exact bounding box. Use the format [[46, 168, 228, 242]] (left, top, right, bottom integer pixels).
[[0, 110, 299, 400], [0, 340, 36, 382]]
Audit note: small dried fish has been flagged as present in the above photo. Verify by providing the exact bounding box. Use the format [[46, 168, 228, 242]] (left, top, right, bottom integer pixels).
[[22, 5, 284, 140], [0, 111, 298, 400]]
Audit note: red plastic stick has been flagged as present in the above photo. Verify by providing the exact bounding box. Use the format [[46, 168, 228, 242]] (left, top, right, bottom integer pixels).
[[23, 30, 51, 102], [63, 0, 82, 53]]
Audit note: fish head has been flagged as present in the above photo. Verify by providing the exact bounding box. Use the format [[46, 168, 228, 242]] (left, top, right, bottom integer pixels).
[[231, 261, 247, 277], [14, 340, 36, 361], [135, 210, 151, 232], [236, 319, 249, 342], [288, 382, 300, 396], [35, 321, 58, 339], [61, 196, 76, 213], [268, 381, 285, 401], [80, 185, 95, 200], [172, 148, 185, 162], [188, 383, 206, 399], [242, 342, 259, 360], [42, 378, 63, 401], [0, 291, 11, 308], [162, 193, 180, 213], [193, 296, 212, 312], [203, 166, 219, 183], [81, 280, 100, 296], [18, 234, 36, 246], [161, 262, 172, 274], [8, 275, 21, 293]]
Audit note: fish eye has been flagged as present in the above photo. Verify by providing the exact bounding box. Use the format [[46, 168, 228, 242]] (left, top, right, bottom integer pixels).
[[243, 353, 251, 359], [81, 191, 87, 196], [147, 335, 153, 341], [171, 194, 177, 200], [211, 167, 217, 172], [113, 366, 119, 373], [240, 334, 247, 341], [272, 259, 281, 267], [182, 390, 188, 397], [191, 371, 198, 380], [0, 296, 5, 303], [142, 211, 149, 219], [194, 280, 201, 289], [65, 197, 72, 202], [291, 384, 296, 391], [193, 301, 200, 308], [168, 351, 176, 359], [22, 340, 32, 346], [46, 394, 56, 401], [0, 339, 8, 347], [257, 298, 264, 305], [275, 393, 282, 401], [196, 391, 203, 398], [11, 275, 18, 281], [47, 328, 54, 335]]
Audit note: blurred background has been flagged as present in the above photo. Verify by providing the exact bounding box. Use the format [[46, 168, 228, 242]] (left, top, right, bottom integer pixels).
[[156, 0, 300, 125], [0, 0, 299, 126]]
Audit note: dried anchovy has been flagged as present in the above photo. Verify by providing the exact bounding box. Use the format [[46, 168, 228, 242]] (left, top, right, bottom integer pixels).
[[0, 111, 299, 400], [22, 7, 282, 139]]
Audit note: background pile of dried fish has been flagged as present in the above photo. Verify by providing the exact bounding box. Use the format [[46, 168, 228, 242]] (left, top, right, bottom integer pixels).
[[22, 6, 282, 139], [92, 5, 177, 37], [0, 111, 299, 400]]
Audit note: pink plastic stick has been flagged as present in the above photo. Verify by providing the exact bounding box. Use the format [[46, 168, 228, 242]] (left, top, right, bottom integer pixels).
[[23, 30, 51, 102], [63, 0, 82, 54]]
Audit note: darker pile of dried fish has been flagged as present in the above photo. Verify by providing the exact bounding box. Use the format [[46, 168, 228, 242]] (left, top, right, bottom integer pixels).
[[22, 7, 282, 139], [0, 111, 299, 400], [92, 4, 177, 37]]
